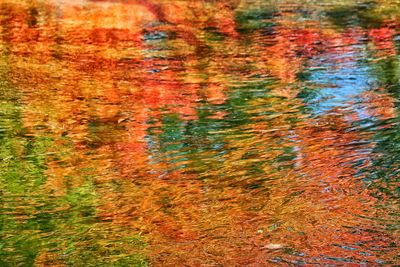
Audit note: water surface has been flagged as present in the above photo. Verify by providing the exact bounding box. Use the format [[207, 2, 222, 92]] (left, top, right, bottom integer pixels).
[[0, 0, 399, 266]]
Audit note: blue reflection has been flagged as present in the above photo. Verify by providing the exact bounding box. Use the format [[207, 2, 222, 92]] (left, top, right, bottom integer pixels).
[[301, 45, 377, 118]]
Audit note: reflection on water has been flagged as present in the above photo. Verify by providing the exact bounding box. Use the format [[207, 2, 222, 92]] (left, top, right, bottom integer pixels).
[[0, 0, 399, 266]]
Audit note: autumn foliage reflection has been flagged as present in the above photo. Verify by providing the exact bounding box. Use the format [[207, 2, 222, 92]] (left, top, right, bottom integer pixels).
[[0, 0, 399, 265]]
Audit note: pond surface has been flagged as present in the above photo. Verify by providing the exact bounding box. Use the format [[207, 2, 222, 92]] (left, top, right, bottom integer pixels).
[[0, 0, 399, 266]]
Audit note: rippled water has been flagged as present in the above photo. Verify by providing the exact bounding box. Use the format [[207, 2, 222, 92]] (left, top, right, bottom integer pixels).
[[0, 0, 399, 266]]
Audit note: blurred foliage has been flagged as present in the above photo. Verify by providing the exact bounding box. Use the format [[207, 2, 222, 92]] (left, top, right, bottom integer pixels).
[[0, 0, 399, 265]]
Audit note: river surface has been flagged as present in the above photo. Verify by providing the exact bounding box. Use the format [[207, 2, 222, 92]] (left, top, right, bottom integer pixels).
[[0, 0, 399, 266]]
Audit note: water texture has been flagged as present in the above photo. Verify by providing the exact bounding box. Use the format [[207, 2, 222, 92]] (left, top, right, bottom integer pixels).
[[0, 0, 399, 266]]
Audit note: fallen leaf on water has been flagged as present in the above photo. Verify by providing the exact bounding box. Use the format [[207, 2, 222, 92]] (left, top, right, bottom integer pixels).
[[263, 244, 284, 250]]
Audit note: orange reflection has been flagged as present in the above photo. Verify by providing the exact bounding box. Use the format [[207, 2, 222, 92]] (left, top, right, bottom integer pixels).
[[1, 0, 399, 265]]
